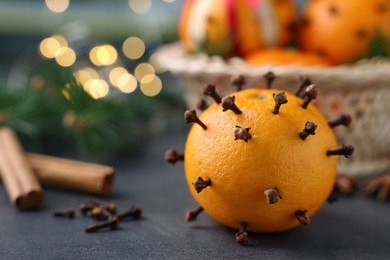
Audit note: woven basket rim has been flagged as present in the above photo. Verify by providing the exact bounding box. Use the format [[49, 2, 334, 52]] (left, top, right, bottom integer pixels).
[[154, 42, 390, 91]]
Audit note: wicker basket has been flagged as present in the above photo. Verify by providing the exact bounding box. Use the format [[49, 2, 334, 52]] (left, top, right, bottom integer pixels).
[[155, 43, 390, 178]]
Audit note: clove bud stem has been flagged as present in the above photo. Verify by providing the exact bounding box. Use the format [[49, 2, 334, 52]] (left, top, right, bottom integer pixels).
[[165, 149, 184, 164], [273, 92, 288, 114], [301, 84, 318, 109], [231, 75, 246, 91], [85, 217, 121, 233], [263, 71, 275, 89], [295, 75, 312, 98], [295, 210, 310, 225], [53, 209, 75, 219], [116, 205, 142, 221], [185, 206, 204, 222], [235, 222, 249, 245], [327, 144, 355, 158], [192, 177, 212, 193], [299, 122, 317, 140], [203, 84, 222, 104], [222, 96, 242, 114], [234, 126, 252, 143], [184, 109, 207, 130], [328, 114, 352, 128]]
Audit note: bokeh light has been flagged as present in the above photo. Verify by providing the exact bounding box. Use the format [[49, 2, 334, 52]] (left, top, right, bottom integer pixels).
[[140, 75, 162, 97], [55, 47, 76, 67], [163, 0, 176, 2], [39, 35, 68, 59], [74, 68, 100, 86], [117, 74, 138, 93], [109, 67, 128, 87], [149, 53, 167, 74], [122, 37, 145, 60], [45, 0, 69, 13], [83, 79, 110, 99], [89, 45, 118, 66], [134, 63, 155, 81], [129, 0, 151, 14]]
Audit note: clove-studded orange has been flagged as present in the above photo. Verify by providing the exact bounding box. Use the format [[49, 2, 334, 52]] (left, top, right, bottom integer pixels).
[[167, 74, 354, 244], [185, 88, 338, 233]]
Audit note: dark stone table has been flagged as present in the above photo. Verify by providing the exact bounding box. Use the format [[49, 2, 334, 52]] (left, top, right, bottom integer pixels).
[[1, 131, 390, 260]]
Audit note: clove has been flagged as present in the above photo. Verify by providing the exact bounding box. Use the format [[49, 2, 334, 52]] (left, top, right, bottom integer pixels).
[[328, 114, 352, 128], [295, 210, 310, 225], [264, 188, 282, 204], [196, 99, 209, 111], [301, 84, 318, 109], [79, 204, 94, 215], [231, 75, 246, 91], [299, 122, 317, 140], [222, 96, 242, 114], [184, 109, 207, 130], [185, 206, 204, 222], [86, 198, 117, 215], [235, 222, 249, 245], [192, 177, 212, 193], [263, 71, 275, 89], [116, 205, 142, 221], [327, 144, 355, 158], [53, 209, 75, 219], [273, 92, 288, 114], [89, 206, 112, 220], [203, 84, 222, 104], [85, 217, 121, 233], [165, 149, 184, 164], [234, 126, 252, 143], [295, 75, 312, 98]]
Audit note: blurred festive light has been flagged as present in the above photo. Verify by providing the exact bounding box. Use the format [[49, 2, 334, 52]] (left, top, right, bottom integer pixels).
[[55, 47, 76, 67], [39, 35, 68, 59], [62, 83, 72, 100], [84, 79, 109, 99], [117, 74, 138, 93], [134, 63, 155, 81], [109, 67, 128, 87], [140, 75, 162, 97], [163, 0, 176, 2], [122, 37, 145, 60], [45, 0, 69, 13], [149, 53, 167, 74], [51, 34, 68, 48], [129, 0, 151, 14], [89, 45, 118, 66], [74, 68, 99, 86]]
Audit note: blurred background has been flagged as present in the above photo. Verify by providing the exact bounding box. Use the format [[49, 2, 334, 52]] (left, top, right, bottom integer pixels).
[[0, 0, 187, 160]]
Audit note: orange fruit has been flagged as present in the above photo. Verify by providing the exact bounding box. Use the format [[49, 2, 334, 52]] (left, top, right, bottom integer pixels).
[[179, 0, 297, 58], [298, 0, 390, 65], [184, 88, 338, 233], [244, 48, 332, 67]]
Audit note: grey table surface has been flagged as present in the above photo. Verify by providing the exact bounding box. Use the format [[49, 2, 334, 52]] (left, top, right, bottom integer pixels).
[[0, 130, 390, 260]]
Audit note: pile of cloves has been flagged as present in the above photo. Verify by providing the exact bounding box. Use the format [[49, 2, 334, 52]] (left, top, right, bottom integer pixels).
[[53, 197, 142, 233]]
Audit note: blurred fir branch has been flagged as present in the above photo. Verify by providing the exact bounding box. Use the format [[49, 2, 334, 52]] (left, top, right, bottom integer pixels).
[[0, 63, 185, 160]]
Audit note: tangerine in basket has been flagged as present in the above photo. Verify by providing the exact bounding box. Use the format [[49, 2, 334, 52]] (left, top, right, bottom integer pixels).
[[298, 0, 390, 65], [166, 74, 354, 244], [244, 48, 332, 67], [179, 0, 297, 58]]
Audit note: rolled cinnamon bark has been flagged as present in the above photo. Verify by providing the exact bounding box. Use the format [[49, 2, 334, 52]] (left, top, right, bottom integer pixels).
[[27, 153, 115, 196], [0, 128, 43, 209]]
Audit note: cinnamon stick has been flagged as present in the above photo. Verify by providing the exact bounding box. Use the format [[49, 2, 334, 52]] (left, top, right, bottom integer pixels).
[[27, 153, 114, 196], [0, 128, 43, 209]]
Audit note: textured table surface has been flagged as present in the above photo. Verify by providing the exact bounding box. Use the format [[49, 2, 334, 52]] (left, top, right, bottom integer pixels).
[[0, 131, 390, 260]]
